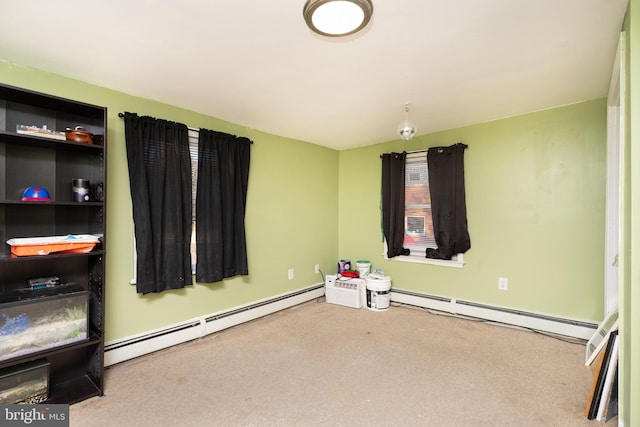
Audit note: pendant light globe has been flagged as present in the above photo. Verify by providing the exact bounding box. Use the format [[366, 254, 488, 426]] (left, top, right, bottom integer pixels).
[[397, 103, 417, 141]]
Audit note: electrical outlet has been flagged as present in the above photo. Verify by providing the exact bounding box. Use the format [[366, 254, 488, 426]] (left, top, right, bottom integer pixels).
[[315, 264, 320, 274], [498, 277, 508, 291], [288, 269, 294, 280]]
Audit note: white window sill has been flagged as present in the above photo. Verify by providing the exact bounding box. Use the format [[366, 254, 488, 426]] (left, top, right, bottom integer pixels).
[[384, 252, 465, 268]]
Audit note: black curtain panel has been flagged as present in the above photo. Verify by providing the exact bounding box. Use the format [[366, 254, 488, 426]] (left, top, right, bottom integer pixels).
[[196, 129, 251, 283], [123, 113, 193, 294], [381, 152, 410, 258], [425, 143, 471, 260]]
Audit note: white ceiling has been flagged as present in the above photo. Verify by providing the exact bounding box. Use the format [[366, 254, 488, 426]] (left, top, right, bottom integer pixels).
[[0, 1, 628, 150]]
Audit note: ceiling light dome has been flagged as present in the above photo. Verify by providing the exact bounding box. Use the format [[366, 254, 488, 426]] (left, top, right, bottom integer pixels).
[[303, 0, 374, 37]]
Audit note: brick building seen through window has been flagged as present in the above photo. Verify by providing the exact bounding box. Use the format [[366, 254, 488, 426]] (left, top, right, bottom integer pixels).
[[404, 152, 436, 250]]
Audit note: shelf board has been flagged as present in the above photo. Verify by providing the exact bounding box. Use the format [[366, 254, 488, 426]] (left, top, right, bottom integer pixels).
[[0, 130, 104, 151], [0, 250, 105, 262], [0, 334, 103, 369], [0, 83, 106, 116], [47, 375, 102, 404], [0, 200, 103, 206]]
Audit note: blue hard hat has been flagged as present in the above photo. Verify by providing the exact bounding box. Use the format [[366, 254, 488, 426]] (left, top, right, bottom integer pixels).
[[22, 186, 52, 201]]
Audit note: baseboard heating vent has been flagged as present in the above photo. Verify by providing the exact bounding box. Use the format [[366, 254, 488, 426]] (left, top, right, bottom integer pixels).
[[105, 283, 324, 367], [202, 284, 325, 335], [104, 321, 203, 352], [391, 288, 597, 340]]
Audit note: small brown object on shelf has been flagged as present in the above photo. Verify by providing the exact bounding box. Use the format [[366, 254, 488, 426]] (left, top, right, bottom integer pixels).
[[65, 126, 93, 144]]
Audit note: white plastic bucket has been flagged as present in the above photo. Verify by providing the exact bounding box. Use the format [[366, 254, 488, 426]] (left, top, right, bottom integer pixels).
[[365, 276, 391, 311], [356, 260, 371, 277]]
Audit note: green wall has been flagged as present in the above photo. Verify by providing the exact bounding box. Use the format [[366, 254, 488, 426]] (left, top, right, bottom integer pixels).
[[338, 99, 607, 322], [0, 60, 339, 342]]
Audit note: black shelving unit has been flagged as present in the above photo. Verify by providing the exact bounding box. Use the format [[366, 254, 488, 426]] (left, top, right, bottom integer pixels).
[[0, 83, 106, 404]]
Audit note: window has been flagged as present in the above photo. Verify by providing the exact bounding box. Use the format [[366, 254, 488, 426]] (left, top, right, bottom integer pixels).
[[383, 150, 465, 268], [404, 152, 436, 252], [406, 216, 425, 235], [189, 129, 198, 273], [128, 117, 251, 288]]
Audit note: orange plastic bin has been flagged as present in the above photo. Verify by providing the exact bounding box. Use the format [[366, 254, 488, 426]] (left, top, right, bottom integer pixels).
[[6, 234, 100, 256]]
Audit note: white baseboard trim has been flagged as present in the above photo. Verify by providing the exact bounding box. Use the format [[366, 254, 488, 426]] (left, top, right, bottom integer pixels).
[[390, 288, 597, 340], [105, 284, 596, 367], [104, 283, 325, 367]]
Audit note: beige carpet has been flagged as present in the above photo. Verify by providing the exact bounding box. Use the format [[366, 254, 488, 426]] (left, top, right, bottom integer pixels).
[[70, 300, 614, 426]]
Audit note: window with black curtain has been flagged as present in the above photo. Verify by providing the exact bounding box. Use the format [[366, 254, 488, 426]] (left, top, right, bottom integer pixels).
[[124, 113, 193, 294], [381, 152, 411, 258], [381, 143, 470, 261], [125, 114, 253, 292], [195, 129, 251, 283], [425, 143, 471, 259]]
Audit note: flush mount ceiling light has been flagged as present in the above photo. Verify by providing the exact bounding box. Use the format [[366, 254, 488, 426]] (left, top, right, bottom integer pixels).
[[303, 0, 374, 37], [397, 103, 417, 141]]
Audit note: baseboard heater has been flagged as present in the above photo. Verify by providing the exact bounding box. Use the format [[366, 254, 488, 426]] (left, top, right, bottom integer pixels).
[[390, 288, 597, 340], [104, 283, 324, 367]]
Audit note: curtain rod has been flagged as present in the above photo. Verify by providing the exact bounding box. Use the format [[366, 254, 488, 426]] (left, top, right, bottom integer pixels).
[[379, 143, 467, 158], [118, 112, 253, 143], [379, 148, 427, 159], [118, 112, 199, 132]]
